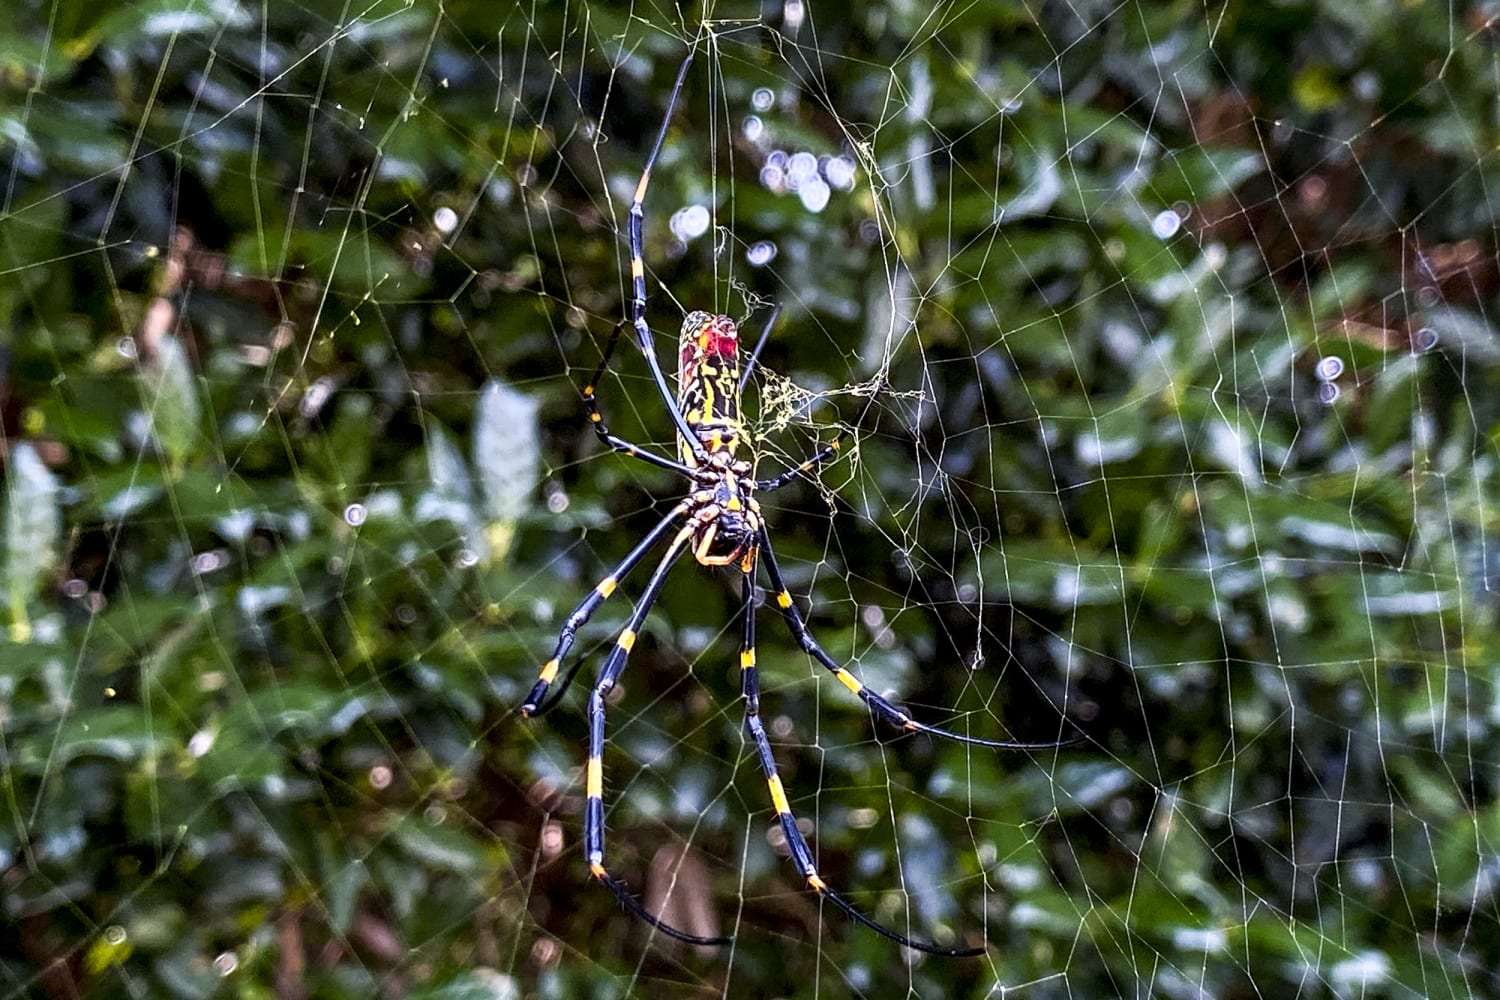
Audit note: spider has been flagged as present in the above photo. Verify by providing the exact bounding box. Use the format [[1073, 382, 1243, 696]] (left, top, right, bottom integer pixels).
[[520, 49, 1074, 957]]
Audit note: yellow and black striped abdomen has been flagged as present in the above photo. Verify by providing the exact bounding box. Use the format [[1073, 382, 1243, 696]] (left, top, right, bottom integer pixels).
[[677, 311, 749, 464]]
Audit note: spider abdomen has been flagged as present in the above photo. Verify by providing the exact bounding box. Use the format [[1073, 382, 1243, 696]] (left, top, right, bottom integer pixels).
[[678, 311, 749, 465]]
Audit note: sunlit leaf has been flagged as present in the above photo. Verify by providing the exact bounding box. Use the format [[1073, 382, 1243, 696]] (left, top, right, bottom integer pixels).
[[139, 333, 201, 469], [4, 441, 59, 638], [473, 377, 540, 563]]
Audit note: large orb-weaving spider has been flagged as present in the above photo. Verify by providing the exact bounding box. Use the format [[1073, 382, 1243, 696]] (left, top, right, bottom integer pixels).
[[521, 48, 1073, 957]]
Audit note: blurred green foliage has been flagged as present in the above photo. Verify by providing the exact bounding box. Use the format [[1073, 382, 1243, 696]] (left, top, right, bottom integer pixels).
[[2, 1, 1498, 998]]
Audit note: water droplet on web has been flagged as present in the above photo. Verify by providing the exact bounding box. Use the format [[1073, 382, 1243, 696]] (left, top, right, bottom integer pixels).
[[824, 154, 856, 190], [433, 206, 458, 234], [742, 115, 764, 142], [188, 729, 215, 757], [1318, 381, 1340, 405], [752, 87, 775, 112], [784, 0, 806, 33], [299, 376, 335, 417], [787, 150, 817, 189], [1417, 286, 1439, 307], [1350, 856, 1384, 889], [1151, 209, 1182, 239], [192, 550, 226, 574], [759, 163, 785, 193], [1315, 356, 1344, 381], [798, 177, 830, 212], [670, 204, 711, 240], [1352, 70, 1380, 101], [344, 503, 367, 526], [747, 241, 778, 266], [214, 952, 238, 976], [1414, 327, 1438, 351]]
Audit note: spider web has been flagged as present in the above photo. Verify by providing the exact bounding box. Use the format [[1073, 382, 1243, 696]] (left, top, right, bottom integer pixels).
[[3, 1, 1498, 997]]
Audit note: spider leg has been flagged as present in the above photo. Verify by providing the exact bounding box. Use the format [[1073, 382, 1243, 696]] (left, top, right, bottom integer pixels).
[[738, 302, 782, 394], [752, 383, 883, 493], [583, 322, 701, 480], [521, 500, 693, 717], [756, 527, 1078, 751], [585, 522, 731, 947], [738, 574, 983, 957], [626, 51, 712, 466]]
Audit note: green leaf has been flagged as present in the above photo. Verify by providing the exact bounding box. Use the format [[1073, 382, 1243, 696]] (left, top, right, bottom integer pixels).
[[473, 378, 540, 563], [4, 441, 60, 638], [22, 707, 172, 768], [139, 333, 202, 469], [407, 970, 520, 1000], [386, 814, 502, 877]]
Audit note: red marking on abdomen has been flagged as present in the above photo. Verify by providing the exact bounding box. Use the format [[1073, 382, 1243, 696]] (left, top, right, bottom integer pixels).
[[705, 314, 738, 357], [708, 331, 737, 358]]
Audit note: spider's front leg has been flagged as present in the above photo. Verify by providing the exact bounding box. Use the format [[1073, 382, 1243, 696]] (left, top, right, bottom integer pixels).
[[621, 50, 712, 467], [580, 323, 701, 480]]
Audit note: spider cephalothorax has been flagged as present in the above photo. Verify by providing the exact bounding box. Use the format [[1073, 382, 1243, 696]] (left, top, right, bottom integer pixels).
[[517, 47, 1076, 958], [683, 463, 760, 570]]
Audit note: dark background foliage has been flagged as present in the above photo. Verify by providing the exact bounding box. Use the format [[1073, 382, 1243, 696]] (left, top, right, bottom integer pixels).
[[2, 1, 1498, 997]]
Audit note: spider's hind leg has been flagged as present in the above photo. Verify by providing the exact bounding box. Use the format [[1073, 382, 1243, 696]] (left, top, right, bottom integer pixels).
[[580, 523, 730, 947], [756, 526, 1079, 751], [736, 574, 985, 956], [521, 500, 691, 717]]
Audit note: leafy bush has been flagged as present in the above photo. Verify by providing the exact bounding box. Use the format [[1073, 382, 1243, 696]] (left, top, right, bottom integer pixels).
[[2, 2, 1497, 997]]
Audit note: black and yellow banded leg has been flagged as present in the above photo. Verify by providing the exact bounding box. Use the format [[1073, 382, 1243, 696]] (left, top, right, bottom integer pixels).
[[583, 524, 730, 946], [757, 527, 1077, 751], [737, 575, 984, 957], [521, 500, 693, 717], [582, 322, 700, 480], [752, 440, 844, 494], [623, 51, 712, 467], [752, 382, 885, 494]]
